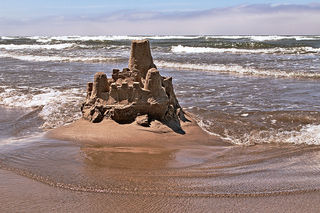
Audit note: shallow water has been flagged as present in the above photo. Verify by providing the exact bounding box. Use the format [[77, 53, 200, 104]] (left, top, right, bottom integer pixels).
[[1, 136, 320, 197], [1, 35, 320, 144], [0, 35, 320, 199]]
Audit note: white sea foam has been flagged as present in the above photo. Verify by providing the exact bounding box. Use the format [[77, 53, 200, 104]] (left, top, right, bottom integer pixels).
[[3, 35, 320, 43], [228, 124, 320, 146], [250, 35, 320, 41], [205, 35, 249, 40], [0, 87, 84, 129], [1, 87, 63, 108], [171, 45, 320, 54], [0, 43, 75, 50], [30, 35, 201, 43], [0, 36, 17, 40], [282, 124, 320, 145], [249, 36, 294, 42], [0, 53, 121, 63], [197, 116, 320, 146], [155, 60, 320, 79], [205, 35, 320, 41], [31, 35, 320, 43]]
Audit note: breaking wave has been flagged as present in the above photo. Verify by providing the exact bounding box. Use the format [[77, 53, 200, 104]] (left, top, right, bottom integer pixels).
[[24, 35, 202, 43], [0, 53, 124, 63], [0, 43, 76, 50], [196, 111, 320, 146], [205, 35, 320, 41], [2, 35, 319, 43], [155, 60, 320, 79], [199, 120, 320, 146], [171, 45, 320, 54], [0, 87, 84, 129], [229, 124, 320, 146]]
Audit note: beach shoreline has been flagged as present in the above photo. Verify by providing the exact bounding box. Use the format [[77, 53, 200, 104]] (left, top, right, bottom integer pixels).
[[1, 34, 320, 212], [1, 168, 320, 213]]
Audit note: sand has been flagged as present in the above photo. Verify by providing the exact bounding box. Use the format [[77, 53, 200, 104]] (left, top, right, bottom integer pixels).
[[47, 114, 228, 147], [1, 169, 320, 213], [2, 114, 319, 212]]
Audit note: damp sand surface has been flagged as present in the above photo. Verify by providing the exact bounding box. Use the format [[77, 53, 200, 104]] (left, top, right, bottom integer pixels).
[[46, 114, 227, 147], [1, 169, 320, 213], [1, 116, 320, 212]]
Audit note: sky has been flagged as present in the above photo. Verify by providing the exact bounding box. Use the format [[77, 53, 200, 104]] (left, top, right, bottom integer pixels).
[[0, 0, 320, 35]]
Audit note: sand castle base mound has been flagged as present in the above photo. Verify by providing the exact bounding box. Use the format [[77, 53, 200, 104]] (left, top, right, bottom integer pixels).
[[47, 112, 227, 147]]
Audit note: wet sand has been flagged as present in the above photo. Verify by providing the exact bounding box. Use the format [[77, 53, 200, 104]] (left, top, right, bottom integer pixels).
[[47, 114, 228, 147], [1, 169, 320, 213], [1, 114, 320, 212]]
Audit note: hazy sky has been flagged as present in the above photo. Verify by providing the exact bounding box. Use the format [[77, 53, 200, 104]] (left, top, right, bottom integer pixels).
[[0, 0, 319, 35]]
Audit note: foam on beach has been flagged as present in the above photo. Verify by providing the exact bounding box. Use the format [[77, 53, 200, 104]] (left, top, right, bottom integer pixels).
[[196, 116, 320, 146], [227, 124, 320, 146]]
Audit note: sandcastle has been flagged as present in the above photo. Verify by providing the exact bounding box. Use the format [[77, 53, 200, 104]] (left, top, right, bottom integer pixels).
[[81, 39, 188, 133]]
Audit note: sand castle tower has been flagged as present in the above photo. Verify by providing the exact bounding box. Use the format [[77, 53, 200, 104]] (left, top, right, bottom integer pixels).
[[129, 40, 156, 78], [81, 39, 187, 132]]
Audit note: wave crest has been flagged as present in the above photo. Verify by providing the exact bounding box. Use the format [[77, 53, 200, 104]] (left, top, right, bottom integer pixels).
[[0, 87, 84, 129], [0, 53, 124, 63], [155, 60, 320, 79], [0, 43, 76, 50], [28, 35, 201, 43], [171, 45, 320, 54]]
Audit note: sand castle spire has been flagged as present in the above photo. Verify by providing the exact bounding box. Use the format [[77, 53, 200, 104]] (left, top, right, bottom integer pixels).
[[81, 39, 187, 133], [128, 39, 156, 78]]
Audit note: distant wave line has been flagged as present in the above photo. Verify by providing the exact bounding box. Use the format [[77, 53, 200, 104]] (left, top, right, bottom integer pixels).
[[1, 35, 320, 43], [0, 53, 124, 63], [171, 45, 320, 54], [155, 60, 320, 79]]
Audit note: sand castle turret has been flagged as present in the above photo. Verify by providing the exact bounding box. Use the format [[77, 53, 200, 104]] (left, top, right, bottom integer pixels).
[[128, 39, 156, 78], [81, 39, 188, 133], [91, 72, 109, 100]]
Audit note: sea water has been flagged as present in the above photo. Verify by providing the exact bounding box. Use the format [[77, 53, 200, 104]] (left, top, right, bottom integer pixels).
[[0, 35, 320, 197]]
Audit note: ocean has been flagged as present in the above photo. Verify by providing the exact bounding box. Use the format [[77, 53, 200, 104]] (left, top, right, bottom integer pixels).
[[0, 35, 320, 201]]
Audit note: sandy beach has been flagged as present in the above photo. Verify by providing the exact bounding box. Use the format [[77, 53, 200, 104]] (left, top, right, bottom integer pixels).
[[1, 34, 320, 212], [1, 168, 320, 213]]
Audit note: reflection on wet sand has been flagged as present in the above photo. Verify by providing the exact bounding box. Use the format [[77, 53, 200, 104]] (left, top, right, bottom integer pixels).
[[2, 169, 320, 213], [1, 136, 320, 198]]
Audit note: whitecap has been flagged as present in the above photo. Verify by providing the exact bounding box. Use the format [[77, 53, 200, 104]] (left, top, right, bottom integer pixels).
[[0, 36, 17, 40], [205, 35, 320, 42], [0, 43, 75, 50], [0, 53, 122, 63], [228, 124, 320, 146], [171, 45, 320, 54], [155, 60, 320, 79], [0, 87, 85, 129], [27, 35, 201, 43]]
